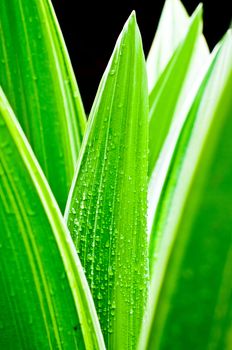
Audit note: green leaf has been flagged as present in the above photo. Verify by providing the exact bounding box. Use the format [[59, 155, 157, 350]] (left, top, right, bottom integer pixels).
[[147, 0, 189, 91], [65, 12, 149, 349], [148, 5, 209, 178], [139, 30, 232, 349], [0, 88, 104, 349], [147, 51, 215, 275], [0, 0, 86, 212], [147, 0, 209, 92]]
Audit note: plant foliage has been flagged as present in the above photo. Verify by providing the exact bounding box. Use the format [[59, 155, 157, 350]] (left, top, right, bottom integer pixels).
[[0, 0, 231, 349]]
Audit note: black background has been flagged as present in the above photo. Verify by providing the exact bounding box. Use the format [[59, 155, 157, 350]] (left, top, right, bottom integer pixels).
[[51, 0, 231, 113]]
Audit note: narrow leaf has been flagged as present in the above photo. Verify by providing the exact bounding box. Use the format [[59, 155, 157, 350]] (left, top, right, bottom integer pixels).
[[148, 4, 212, 267], [0, 88, 104, 349], [147, 0, 189, 91], [140, 30, 232, 349], [147, 0, 209, 92], [148, 5, 208, 178], [65, 12, 148, 349], [148, 52, 215, 274], [0, 0, 86, 211]]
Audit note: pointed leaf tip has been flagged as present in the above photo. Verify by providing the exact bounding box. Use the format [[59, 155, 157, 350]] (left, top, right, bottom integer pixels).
[[124, 10, 138, 33], [65, 9, 148, 348], [142, 21, 232, 350], [193, 3, 203, 18], [130, 10, 136, 20], [0, 0, 86, 212], [226, 28, 232, 38]]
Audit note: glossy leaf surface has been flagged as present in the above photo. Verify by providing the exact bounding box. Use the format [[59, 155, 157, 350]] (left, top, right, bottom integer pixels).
[[0, 0, 86, 211], [148, 5, 208, 178], [65, 13, 149, 350], [148, 5, 210, 253], [147, 0, 189, 91], [140, 30, 232, 350], [0, 89, 104, 350], [146, 0, 208, 92]]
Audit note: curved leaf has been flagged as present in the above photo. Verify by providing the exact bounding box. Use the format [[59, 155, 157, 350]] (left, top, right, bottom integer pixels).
[[0, 0, 86, 211], [0, 88, 104, 349], [65, 12, 149, 349]]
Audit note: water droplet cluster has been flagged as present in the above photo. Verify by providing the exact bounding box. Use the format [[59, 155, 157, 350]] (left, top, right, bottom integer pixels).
[[67, 16, 149, 347]]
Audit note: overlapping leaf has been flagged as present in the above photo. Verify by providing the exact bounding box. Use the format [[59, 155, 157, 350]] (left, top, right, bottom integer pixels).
[[148, 5, 209, 178], [65, 13, 149, 349], [139, 30, 232, 349], [147, 6, 212, 264], [0, 88, 104, 349], [147, 0, 189, 91], [146, 0, 208, 92], [0, 0, 86, 211]]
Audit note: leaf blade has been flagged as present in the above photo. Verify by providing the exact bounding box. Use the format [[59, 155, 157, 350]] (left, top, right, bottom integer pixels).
[[147, 6, 212, 256], [65, 12, 149, 349], [146, 0, 209, 93], [148, 5, 207, 178], [140, 30, 232, 350], [146, 0, 189, 91], [0, 0, 86, 211], [0, 88, 104, 350]]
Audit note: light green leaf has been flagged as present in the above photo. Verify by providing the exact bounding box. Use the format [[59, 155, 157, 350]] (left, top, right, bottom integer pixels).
[[0, 0, 86, 211], [148, 5, 209, 178], [0, 88, 104, 349], [65, 12, 148, 349], [148, 4, 212, 268], [147, 0, 209, 92], [139, 30, 232, 349], [147, 0, 189, 91], [147, 50, 215, 274]]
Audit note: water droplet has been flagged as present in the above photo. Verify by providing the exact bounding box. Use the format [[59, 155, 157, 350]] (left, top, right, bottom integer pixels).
[[87, 253, 93, 261], [97, 291, 103, 300], [74, 218, 79, 226], [74, 90, 79, 98], [26, 206, 36, 217], [111, 309, 115, 316], [108, 266, 114, 276], [71, 207, 76, 215], [109, 69, 115, 76]]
